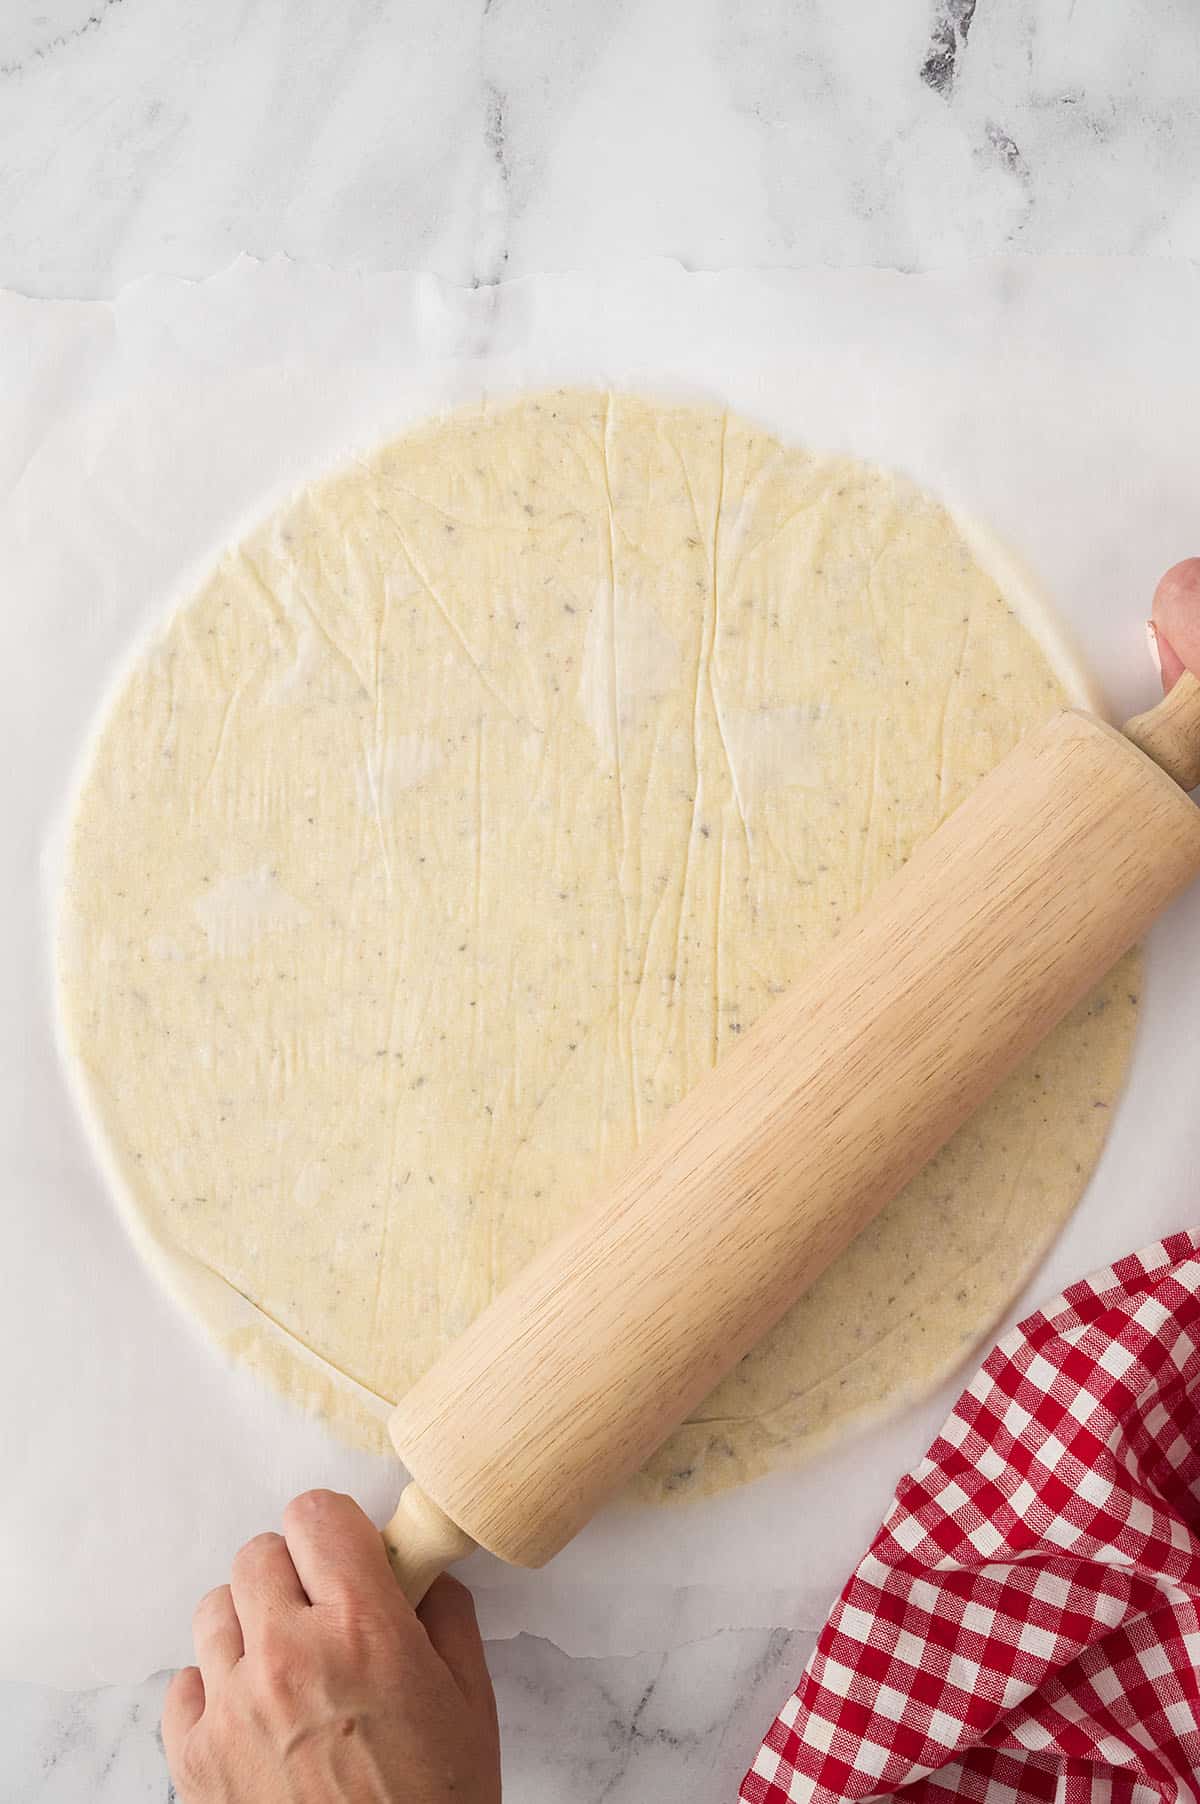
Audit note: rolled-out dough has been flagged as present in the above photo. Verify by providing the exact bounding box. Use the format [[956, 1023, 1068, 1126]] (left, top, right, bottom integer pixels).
[[58, 392, 1138, 1502]]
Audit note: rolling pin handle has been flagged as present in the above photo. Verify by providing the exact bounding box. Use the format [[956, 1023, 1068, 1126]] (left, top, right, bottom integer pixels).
[[381, 1482, 477, 1606], [1123, 671, 1200, 791]]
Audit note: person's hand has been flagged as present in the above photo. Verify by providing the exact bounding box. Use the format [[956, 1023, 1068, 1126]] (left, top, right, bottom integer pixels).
[[1150, 557, 1200, 690], [161, 1490, 501, 1803]]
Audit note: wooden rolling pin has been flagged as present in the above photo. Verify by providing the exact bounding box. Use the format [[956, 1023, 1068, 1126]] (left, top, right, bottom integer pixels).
[[381, 675, 1200, 1601]]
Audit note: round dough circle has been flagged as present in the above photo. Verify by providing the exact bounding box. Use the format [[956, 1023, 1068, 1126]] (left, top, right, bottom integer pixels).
[[59, 392, 1138, 1502]]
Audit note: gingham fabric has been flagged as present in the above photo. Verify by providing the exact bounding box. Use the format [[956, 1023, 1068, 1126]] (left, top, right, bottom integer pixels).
[[741, 1231, 1200, 1804]]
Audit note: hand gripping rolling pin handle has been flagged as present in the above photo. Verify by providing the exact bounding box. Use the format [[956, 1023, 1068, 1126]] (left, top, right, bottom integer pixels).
[[380, 673, 1200, 1606], [383, 1483, 477, 1604]]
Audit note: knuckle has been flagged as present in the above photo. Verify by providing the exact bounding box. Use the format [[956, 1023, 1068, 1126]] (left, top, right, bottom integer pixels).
[[166, 1663, 202, 1710], [284, 1487, 341, 1525], [328, 1568, 391, 1631], [252, 1640, 303, 1708], [323, 1588, 372, 1643], [232, 1531, 284, 1575], [322, 1564, 367, 1609], [192, 1585, 231, 1628]]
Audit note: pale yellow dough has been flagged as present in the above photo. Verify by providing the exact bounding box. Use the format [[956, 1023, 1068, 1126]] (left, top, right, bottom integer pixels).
[[59, 392, 1138, 1501]]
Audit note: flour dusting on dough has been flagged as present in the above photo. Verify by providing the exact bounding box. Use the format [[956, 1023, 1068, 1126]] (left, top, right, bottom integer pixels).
[[192, 868, 310, 959]]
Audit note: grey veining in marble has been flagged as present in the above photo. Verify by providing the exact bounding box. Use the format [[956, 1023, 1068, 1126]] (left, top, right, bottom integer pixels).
[[1, 0, 1198, 300], [0, 1630, 816, 1803]]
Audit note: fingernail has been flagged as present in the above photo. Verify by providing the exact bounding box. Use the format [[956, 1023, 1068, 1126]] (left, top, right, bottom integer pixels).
[[1146, 619, 1163, 677]]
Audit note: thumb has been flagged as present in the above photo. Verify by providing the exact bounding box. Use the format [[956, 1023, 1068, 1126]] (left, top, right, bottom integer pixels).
[[1150, 558, 1200, 692], [418, 1575, 495, 1712]]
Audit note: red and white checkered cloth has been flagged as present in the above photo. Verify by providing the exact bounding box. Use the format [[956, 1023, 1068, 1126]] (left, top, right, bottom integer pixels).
[[741, 1231, 1200, 1804]]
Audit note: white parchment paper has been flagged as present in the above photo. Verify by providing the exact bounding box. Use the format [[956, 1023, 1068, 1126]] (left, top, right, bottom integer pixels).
[[3, 257, 1200, 1687]]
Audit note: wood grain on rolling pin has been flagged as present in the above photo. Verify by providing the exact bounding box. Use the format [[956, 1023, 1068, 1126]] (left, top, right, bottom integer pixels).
[[389, 707, 1200, 1568]]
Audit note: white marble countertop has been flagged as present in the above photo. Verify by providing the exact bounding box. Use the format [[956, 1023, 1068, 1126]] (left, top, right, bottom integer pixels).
[[0, 1631, 818, 1802], [4, 0, 1199, 1796], [3, 0, 1199, 301]]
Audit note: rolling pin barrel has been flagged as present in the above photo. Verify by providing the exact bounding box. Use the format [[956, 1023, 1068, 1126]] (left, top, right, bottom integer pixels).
[[385, 681, 1200, 1594]]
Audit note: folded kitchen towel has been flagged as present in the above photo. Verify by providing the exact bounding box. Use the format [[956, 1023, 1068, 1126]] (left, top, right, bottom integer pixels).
[[741, 1231, 1200, 1803]]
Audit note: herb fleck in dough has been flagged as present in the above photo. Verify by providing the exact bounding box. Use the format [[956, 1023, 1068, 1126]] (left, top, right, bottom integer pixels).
[[59, 392, 1138, 1501]]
